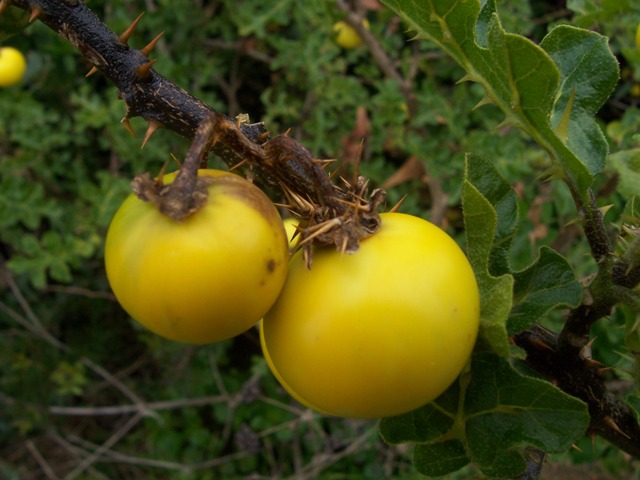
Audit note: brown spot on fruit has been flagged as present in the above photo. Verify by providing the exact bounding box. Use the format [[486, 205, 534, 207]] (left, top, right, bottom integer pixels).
[[267, 259, 276, 273]]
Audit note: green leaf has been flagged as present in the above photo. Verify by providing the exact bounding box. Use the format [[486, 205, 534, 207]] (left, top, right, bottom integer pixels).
[[380, 0, 618, 192], [414, 440, 469, 477], [540, 25, 618, 176], [608, 148, 640, 198], [380, 385, 458, 444], [567, 0, 635, 27], [462, 155, 513, 356], [465, 353, 590, 478], [508, 247, 583, 334], [382, 352, 589, 478], [464, 153, 518, 276]]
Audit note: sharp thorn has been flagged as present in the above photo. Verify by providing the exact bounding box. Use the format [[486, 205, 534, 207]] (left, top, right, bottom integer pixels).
[[135, 59, 157, 80], [169, 153, 182, 168], [29, 6, 43, 22], [155, 161, 169, 186], [258, 131, 271, 143], [583, 358, 605, 368], [85, 66, 99, 77], [598, 366, 615, 375], [389, 194, 407, 213], [121, 117, 137, 138], [141, 120, 162, 149], [340, 235, 349, 256], [140, 31, 165, 58], [472, 95, 494, 111], [119, 12, 145, 45], [312, 158, 336, 167], [529, 337, 555, 352], [603, 415, 630, 439], [229, 159, 249, 172], [282, 128, 291, 137]]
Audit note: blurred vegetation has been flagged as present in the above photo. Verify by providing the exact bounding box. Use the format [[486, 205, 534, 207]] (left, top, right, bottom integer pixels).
[[1, 0, 639, 478]]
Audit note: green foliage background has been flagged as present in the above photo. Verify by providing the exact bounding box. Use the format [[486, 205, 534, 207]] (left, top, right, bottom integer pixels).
[[1, 0, 639, 478]]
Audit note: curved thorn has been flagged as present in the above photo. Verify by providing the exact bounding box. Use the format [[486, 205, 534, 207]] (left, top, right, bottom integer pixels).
[[603, 416, 630, 439], [85, 66, 99, 77], [29, 6, 43, 22], [120, 117, 136, 138], [141, 120, 162, 149], [119, 12, 145, 45], [140, 31, 165, 58]]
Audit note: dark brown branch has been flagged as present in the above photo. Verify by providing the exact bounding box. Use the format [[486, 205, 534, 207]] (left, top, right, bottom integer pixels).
[[513, 325, 640, 459], [6, 0, 382, 252]]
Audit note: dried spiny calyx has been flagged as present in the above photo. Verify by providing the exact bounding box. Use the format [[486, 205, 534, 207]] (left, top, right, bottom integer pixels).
[[294, 176, 386, 267], [259, 132, 385, 264], [131, 171, 211, 221], [202, 116, 386, 259]]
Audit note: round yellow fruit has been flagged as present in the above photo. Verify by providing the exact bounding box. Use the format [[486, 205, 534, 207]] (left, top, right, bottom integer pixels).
[[105, 169, 289, 344], [0, 46, 26, 87], [261, 212, 480, 418]]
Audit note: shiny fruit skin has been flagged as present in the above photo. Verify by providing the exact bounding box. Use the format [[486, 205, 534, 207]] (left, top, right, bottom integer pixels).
[[0, 46, 26, 87], [105, 169, 289, 344], [261, 212, 480, 418]]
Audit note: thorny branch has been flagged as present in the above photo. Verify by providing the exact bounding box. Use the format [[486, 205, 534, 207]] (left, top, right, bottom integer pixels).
[[4, 0, 640, 468], [7, 0, 385, 256]]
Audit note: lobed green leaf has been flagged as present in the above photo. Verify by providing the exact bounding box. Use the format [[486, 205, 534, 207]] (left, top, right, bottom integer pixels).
[[508, 247, 583, 334], [413, 440, 469, 477], [462, 155, 513, 356], [540, 25, 618, 176], [381, 0, 619, 193], [464, 353, 590, 478]]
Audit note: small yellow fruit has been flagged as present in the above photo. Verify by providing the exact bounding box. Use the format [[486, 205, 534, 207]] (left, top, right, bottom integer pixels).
[[636, 22, 640, 53], [333, 19, 369, 49], [0, 46, 26, 87]]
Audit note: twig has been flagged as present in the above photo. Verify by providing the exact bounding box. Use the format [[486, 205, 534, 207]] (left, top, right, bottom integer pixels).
[[1, 264, 157, 419], [63, 432, 252, 473], [513, 325, 640, 459], [49, 395, 227, 416], [335, 0, 410, 97], [44, 285, 117, 301], [26, 439, 61, 480], [63, 412, 143, 480], [293, 426, 377, 479]]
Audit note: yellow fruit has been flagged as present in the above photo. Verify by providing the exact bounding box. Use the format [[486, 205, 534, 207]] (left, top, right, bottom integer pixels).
[[333, 19, 370, 49], [0, 46, 26, 87]]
